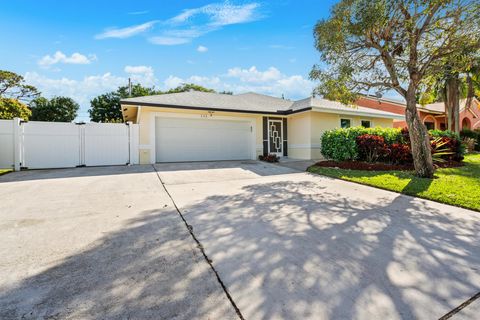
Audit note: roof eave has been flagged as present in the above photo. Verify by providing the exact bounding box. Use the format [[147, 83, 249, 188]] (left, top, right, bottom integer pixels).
[[120, 101, 294, 115], [311, 107, 405, 120]]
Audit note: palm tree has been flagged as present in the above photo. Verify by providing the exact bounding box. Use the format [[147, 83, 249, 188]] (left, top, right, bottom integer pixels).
[[419, 57, 479, 133]]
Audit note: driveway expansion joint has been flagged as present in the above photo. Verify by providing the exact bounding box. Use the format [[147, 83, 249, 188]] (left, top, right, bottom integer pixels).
[[438, 291, 480, 320], [151, 165, 245, 320]]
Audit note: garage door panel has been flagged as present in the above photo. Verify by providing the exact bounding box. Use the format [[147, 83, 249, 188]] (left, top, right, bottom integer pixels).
[[155, 117, 252, 162]]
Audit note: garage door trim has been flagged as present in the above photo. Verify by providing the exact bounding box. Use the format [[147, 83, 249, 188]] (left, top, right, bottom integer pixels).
[[150, 112, 257, 163]]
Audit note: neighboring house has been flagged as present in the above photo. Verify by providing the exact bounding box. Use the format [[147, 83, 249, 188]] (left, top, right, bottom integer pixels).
[[356, 95, 480, 131], [120, 92, 403, 163]]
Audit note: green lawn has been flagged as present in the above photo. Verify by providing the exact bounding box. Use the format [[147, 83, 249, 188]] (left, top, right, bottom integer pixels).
[[0, 169, 12, 176], [308, 154, 480, 211]]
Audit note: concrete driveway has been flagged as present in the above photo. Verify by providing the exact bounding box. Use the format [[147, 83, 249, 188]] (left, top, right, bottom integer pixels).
[[0, 166, 237, 319], [155, 161, 480, 320], [1, 161, 479, 319]]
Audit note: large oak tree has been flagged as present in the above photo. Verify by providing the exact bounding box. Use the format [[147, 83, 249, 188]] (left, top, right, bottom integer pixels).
[[311, 0, 480, 177]]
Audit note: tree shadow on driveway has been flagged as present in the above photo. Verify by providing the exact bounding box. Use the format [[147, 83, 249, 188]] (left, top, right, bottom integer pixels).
[[176, 178, 480, 319], [0, 208, 238, 319]]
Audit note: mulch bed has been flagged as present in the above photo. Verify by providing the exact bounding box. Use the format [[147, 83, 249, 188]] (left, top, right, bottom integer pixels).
[[313, 160, 463, 171]]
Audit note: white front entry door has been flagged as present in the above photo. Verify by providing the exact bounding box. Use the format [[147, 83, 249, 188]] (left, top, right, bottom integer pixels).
[[268, 119, 283, 157], [155, 117, 253, 162]]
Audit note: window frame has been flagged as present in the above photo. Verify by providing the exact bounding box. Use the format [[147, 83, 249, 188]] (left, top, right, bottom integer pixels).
[[340, 118, 352, 129], [360, 119, 372, 128]]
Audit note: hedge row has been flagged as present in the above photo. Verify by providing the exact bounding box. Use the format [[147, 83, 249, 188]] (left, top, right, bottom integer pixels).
[[321, 127, 465, 162], [320, 127, 403, 161]]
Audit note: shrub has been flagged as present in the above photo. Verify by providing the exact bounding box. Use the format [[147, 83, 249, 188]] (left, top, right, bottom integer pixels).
[[387, 143, 412, 164], [259, 154, 279, 163], [321, 126, 465, 163], [429, 129, 461, 140], [463, 137, 476, 153], [431, 136, 464, 162], [320, 128, 358, 161], [321, 127, 402, 161], [356, 134, 387, 162], [461, 129, 480, 151]]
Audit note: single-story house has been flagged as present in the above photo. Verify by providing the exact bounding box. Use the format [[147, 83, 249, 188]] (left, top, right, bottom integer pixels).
[[120, 91, 404, 164], [356, 95, 480, 131]]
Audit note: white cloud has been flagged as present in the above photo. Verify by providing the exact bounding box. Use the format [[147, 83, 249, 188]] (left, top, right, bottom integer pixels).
[[269, 44, 294, 50], [227, 66, 282, 83], [149, 2, 262, 46], [24, 72, 127, 121], [128, 10, 149, 15], [124, 65, 156, 86], [169, 2, 261, 27], [95, 21, 157, 39], [24, 65, 313, 121], [163, 66, 313, 99], [38, 51, 97, 67], [96, 2, 262, 45], [148, 36, 190, 45], [197, 45, 208, 52]]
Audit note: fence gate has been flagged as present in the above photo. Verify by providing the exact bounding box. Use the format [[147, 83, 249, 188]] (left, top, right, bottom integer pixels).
[[22, 121, 81, 169], [0, 120, 15, 168], [16, 121, 138, 170]]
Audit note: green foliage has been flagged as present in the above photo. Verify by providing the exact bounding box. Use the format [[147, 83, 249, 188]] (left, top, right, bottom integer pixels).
[[89, 92, 123, 123], [30, 96, 79, 122], [118, 84, 161, 98], [164, 83, 215, 94], [321, 127, 402, 161], [0, 97, 31, 120], [321, 128, 359, 161], [321, 127, 467, 162], [310, 0, 480, 103], [428, 129, 460, 140], [308, 154, 480, 211], [0, 70, 40, 101]]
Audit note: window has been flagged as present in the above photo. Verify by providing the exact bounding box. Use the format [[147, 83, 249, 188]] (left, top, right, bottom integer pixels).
[[361, 120, 371, 128], [424, 122, 435, 130], [340, 118, 351, 128]]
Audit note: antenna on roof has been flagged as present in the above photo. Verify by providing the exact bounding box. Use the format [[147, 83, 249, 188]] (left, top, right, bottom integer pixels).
[[128, 78, 132, 97]]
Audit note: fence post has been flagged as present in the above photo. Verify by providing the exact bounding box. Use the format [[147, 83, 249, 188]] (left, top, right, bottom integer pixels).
[[127, 121, 139, 165], [13, 117, 21, 171]]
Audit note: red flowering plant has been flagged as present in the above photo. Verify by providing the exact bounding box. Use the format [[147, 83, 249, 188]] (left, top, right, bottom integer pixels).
[[356, 134, 388, 163], [387, 143, 413, 164]]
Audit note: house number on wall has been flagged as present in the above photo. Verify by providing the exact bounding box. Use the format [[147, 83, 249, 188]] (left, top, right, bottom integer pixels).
[[201, 111, 214, 118]]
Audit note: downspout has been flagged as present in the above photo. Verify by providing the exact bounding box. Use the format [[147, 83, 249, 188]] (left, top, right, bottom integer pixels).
[[136, 106, 142, 124]]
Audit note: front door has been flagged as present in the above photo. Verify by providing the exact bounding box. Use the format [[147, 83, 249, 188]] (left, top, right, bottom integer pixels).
[[268, 119, 283, 157]]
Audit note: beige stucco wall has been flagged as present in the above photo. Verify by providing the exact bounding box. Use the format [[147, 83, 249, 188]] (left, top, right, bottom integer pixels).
[[136, 106, 269, 164], [311, 112, 393, 159], [287, 111, 312, 160], [133, 106, 394, 164], [288, 111, 394, 160]]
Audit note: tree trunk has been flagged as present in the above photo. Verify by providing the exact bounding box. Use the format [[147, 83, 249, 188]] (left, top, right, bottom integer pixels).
[[445, 76, 460, 133], [405, 87, 434, 178]]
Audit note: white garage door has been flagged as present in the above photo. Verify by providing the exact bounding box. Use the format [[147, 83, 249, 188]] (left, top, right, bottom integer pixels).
[[155, 117, 252, 162]]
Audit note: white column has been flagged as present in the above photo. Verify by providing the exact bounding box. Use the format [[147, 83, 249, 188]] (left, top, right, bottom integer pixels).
[[13, 117, 21, 171], [128, 122, 139, 164]]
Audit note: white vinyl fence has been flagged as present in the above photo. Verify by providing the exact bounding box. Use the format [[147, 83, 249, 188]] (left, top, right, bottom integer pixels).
[[0, 118, 138, 170]]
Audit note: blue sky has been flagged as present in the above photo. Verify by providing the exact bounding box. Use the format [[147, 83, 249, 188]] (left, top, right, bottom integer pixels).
[[0, 0, 339, 121]]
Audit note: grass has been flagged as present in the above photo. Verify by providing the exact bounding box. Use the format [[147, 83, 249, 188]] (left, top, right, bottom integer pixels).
[[308, 154, 480, 211], [0, 169, 12, 176]]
